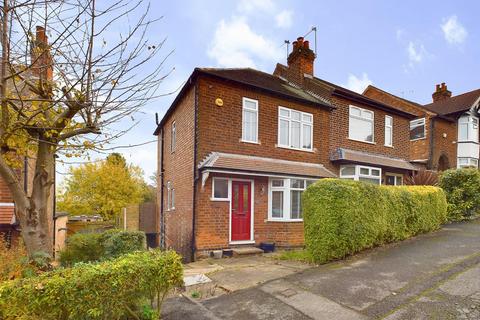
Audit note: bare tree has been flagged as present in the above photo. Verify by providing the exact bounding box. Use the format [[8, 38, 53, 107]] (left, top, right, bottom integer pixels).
[[0, 0, 170, 256]]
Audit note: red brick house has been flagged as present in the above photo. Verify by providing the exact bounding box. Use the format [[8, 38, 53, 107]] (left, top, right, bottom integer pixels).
[[154, 36, 427, 261]]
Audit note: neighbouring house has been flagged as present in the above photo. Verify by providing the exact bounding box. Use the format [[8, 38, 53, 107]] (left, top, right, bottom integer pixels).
[[154, 36, 429, 261], [365, 83, 480, 170], [0, 26, 56, 250]]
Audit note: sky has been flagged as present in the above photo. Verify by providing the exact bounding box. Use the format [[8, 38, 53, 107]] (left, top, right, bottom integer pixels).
[[56, 0, 480, 185]]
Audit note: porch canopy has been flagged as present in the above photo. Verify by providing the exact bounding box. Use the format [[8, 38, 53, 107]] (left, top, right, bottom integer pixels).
[[198, 152, 336, 187], [330, 148, 420, 171]]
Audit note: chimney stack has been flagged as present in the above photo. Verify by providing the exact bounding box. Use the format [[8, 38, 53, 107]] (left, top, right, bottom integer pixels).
[[432, 82, 452, 103], [31, 26, 53, 81], [284, 36, 316, 85]]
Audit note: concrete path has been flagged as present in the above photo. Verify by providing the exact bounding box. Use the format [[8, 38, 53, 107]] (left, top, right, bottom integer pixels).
[[163, 220, 480, 319]]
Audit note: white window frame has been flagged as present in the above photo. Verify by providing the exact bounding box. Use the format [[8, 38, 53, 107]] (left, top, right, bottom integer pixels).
[[171, 121, 176, 153], [410, 118, 426, 141], [241, 97, 259, 143], [457, 157, 479, 169], [211, 177, 230, 201], [349, 105, 375, 143], [385, 115, 393, 147], [458, 115, 479, 143], [339, 165, 382, 185], [166, 181, 174, 211], [277, 107, 314, 151], [268, 178, 316, 222], [385, 173, 403, 186]]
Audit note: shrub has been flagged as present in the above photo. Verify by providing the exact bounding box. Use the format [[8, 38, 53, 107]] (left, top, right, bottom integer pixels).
[[59, 229, 146, 266], [439, 168, 480, 221], [0, 250, 183, 320], [303, 179, 447, 264], [0, 238, 27, 282]]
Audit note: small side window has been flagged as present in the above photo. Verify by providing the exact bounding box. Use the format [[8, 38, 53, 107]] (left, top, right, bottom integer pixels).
[[212, 178, 229, 200]]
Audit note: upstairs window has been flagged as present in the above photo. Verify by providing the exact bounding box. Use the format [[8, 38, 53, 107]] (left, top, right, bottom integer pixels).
[[410, 118, 426, 140], [242, 98, 258, 143], [385, 116, 393, 147], [458, 116, 479, 142], [278, 107, 313, 151], [349, 106, 374, 143], [170, 121, 176, 152]]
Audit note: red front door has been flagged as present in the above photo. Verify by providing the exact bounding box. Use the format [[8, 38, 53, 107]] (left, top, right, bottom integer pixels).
[[231, 181, 252, 242]]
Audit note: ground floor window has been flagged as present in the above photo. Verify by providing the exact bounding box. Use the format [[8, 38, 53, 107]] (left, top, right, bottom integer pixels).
[[385, 173, 403, 186], [268, 178, 316, 221], [458, 157, 479, 169], [212, 177, 230, 200], [340, 165, 381, 185]]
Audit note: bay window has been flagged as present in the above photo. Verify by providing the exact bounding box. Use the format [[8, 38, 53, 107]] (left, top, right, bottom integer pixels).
[[269, 178, 315, 221], [458, 157, 479, 168], [340, 165, 381, 185], [242, 98, 258, 143], [349, 106, 374, 143], [458, 116, 479, 142], [410, 118, 426, 140], [278, 107, 313, 151]]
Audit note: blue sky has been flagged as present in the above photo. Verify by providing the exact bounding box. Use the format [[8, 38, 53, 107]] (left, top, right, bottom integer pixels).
[[57, 0, 480, 184]]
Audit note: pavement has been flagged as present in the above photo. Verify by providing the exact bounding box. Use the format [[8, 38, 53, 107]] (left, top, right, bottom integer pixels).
[[162, 219, 480, 319]]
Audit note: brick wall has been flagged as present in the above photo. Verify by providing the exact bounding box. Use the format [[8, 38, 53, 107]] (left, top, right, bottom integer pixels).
[[196, 76, 331, 166], [159, 85, 196, 261], [431, 118, 457, 170]]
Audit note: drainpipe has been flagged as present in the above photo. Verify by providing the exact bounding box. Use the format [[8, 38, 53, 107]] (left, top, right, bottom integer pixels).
[[191, 80, 199, 262], [159, 128, 165, 249]]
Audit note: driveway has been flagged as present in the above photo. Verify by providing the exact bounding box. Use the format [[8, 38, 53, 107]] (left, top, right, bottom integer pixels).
[[163, 219, 480, 319]]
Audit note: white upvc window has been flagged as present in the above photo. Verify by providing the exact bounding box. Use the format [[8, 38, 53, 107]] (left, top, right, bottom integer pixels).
[[458, 157, 479, 168], [166, 181, 175, 210], [385, 115, 393, 147], [458, 116, 479, 142], [340, 165, 382, 185], [268, 178, 316, 221], [211, 178, 230, 201], [410, 118, 426, 140], [171, 121, 176, 152], [385, 173, 403, 186], [349, 106, 374, 143], [278, 107, 313, 151], [242, 97, 258, 143]]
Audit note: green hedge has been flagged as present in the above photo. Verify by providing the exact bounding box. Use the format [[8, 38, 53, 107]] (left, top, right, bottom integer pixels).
[[59, 229, 146, 266], [0, 250, 183, 320], [439, 168, 480, 221], [303, 179, 447, 263]]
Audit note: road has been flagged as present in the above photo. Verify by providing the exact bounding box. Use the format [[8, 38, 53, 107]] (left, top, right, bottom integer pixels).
[[163, 219, 480, 319]]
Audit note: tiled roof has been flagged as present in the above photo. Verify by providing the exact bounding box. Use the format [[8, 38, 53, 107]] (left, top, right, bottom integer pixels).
[[0, 206, 15, 225], [198, 152, 337, 178], [330, 148, 420, 171], [423, 88, 480, 115]]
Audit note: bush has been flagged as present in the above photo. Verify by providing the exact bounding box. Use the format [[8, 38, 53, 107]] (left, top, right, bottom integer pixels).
[[0, 250, 183, 320], [303, 179, 447, 264], [59, 229, 146, 266], [439, 168, 480, 221]]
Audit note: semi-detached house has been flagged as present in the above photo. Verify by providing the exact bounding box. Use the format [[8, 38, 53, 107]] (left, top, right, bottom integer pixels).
[[153, 36, 445, 261]]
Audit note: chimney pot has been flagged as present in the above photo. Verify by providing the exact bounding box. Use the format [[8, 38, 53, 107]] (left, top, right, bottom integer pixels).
[[436, 84, 440, 91], [297, 37, 304, 43], [304, 40, 310, 49]]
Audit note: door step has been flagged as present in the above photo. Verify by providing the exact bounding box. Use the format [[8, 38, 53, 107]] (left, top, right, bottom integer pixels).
[[231, 247, 264, 257]]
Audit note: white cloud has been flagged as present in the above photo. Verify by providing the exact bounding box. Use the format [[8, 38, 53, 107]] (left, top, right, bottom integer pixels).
[[275, 10, 293, 29], [396, 28, 405, 41], [237, 0, 275, 13], [407, 41, 424, 63], [441, 15, 467, 45], [344, 73, 373, 93], [207, 17, 282, 68]]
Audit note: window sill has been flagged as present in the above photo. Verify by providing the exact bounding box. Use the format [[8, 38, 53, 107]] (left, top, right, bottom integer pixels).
[[240, 139, 261, 145], [410, 137, 426, 142], [384, 144, 394, 148], [267, 219, 303, 223], [457, 140, 479, 144], [275, 145, 314, 153], [348, 138, 376, 145], [210, 198, 230, 202]]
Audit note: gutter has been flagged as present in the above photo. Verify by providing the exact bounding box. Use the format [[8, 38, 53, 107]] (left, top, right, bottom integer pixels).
[[191, 80, 199, 262]]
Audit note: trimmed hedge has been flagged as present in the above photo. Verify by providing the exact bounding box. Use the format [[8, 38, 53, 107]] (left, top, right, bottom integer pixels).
[[303, 179, 447, 263], [59, 229, 146, 266], [0, 250, 183, 320], [439, 168, 480, 221]]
